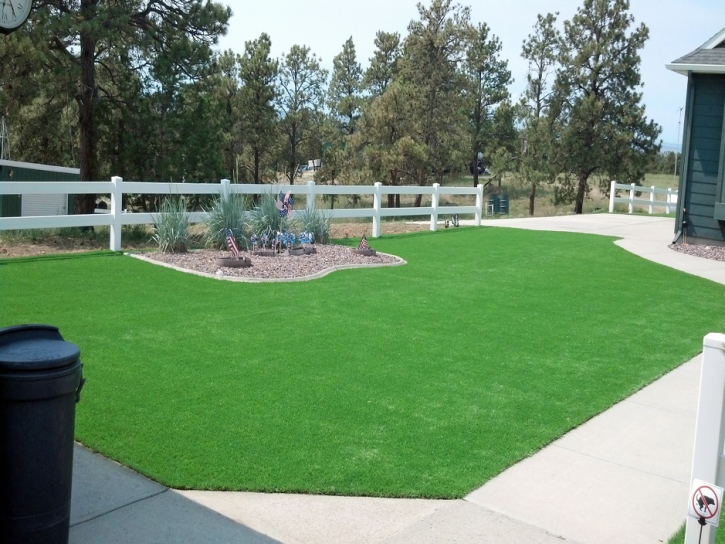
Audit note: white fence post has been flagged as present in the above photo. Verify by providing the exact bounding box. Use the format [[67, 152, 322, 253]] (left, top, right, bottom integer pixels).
[[430, 183, 440, 231], [649, 186, 655, 215], [685, 333, 725, 544], [667, 188, 673, 215], [372, 182, 382, 238], [110, 176, 123, 251], [609, 180, 616, 213], [220, 178, 230, 198], [629, 183, 635, 214], [475, 183, 483, 225], [307, 180, 316, 212]]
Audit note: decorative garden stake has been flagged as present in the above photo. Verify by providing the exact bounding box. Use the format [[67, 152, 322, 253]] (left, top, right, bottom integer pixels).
[[277, 191, 294, 217], [353, 234, 376, 256], [215, 228, 251, 268]]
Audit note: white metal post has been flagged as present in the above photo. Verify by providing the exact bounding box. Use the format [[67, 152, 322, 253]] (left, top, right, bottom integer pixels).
[[667, 188, 673, 215], [609, 180, 616, 213], [110, 176, 123, 251], [307, 180, 316, 212], [685, 333, 725, 544], [649, 186, 655, 215], [475, 183, 483, 225], [220, 178, 230, 198], [372, 182, 382, 238], [430, 183, 440, 231], [629, 183, 635, 214]]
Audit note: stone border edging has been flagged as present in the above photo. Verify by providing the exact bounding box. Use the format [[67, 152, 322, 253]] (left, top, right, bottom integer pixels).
[[125, 251, 407, 283]]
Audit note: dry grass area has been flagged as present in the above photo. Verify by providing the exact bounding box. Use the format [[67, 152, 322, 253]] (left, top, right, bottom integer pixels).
[[0, 222, 427, 258]]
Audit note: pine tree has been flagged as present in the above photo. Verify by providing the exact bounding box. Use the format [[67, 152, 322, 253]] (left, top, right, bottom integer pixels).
[[399, 0, 473, 204], [364, 31, 401, 97], [553, 0, 661, 214], [328, 37, 363, 136], [519, 13, 560, 215], [276, 45, 328, 183], [238, 34, 279, 184], [463, 22, 512, 188], [15, 0, 230, 213]]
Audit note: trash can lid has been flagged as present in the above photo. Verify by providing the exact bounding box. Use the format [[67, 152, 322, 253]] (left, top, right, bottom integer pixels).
[[0, 324, 80, 371]]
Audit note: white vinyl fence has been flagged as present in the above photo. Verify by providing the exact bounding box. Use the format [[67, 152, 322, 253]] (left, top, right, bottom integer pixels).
[[608, 180, 678, 215], [0, 178, 484, 251], [686, 334, 725, 544]]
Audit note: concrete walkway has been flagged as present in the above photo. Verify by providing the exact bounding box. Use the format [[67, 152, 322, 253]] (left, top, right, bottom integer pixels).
[[69, 214, 725, 543]]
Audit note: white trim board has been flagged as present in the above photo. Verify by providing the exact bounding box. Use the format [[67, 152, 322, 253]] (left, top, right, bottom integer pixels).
[[666, 63, 725, 75]]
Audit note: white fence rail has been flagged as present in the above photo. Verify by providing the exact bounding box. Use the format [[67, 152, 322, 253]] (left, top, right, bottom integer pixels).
[[0, 178, 484, 251], [608, 180, 678, 215]]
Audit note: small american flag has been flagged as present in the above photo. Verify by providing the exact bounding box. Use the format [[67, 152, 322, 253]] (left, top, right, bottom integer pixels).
[[225, 228, 240, 259], [358, 235, 369, 251]]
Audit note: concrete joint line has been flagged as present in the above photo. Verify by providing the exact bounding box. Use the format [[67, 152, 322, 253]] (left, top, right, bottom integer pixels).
[[461, 499, 573, 542], [623, 397, 693, 416], [550, 444, 688, 484], [69, 488, 169, 528]]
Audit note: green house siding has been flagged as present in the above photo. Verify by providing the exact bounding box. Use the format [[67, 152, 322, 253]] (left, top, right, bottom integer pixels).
[[0, 163, 79, 217], [683, 74, 725, 241]]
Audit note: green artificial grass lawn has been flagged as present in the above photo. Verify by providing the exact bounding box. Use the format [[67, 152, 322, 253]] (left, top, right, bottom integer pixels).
[[1, 228, 723, 498]]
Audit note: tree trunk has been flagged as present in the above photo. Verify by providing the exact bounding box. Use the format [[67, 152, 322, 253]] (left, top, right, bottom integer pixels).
[[472, 151, 479, 188], [288, 124, 297, 184], [75, 0, 98, 216], [574, 173, 588, 214], [254, 147, 260, 184], [395, 194, 400, 208], [529, 184, 536, 216], [413, 169, 425, 208]]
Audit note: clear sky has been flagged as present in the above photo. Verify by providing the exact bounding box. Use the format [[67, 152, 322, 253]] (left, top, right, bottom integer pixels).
[[217, 0, 725, 150]]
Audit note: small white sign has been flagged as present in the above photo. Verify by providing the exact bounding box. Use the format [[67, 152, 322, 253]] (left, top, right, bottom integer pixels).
[[688, 479, 724, 527]]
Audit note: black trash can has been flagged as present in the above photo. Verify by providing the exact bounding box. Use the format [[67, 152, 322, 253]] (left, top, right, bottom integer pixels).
[[0, 325, 84, 544]]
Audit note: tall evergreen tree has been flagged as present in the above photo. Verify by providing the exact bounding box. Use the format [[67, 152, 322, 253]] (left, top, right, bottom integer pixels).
[[364, 31, 401, 97], [519, 13, 560, 215], [212, 50, 242, 180], [399, 0, 473, 205], [17, 0, 230, 213], [238, 33, 279, 184], [328, 37, 363, 136], [276, 45, 328, 183], [553, 0, 661, 214], [463, 22, 511, 188], [355, 81, 426, 207]]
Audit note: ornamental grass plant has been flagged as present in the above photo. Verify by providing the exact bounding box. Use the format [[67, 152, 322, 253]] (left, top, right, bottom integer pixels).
[[248, 191, 296, 236], [151, 196, 190, 253], [203, 192, 249, 250], [297, 207, 332, 244]]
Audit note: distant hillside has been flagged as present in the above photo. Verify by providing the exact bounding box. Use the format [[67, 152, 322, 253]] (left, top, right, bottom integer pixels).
[[660, 141, 680, 153]]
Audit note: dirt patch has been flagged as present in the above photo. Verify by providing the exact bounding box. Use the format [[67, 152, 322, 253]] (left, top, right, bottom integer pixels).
[[0, 236, 107, 258], [330, 222, 428, 239], [0, 222, 428, 259]]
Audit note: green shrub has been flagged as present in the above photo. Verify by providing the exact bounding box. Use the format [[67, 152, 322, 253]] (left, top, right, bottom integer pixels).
[[203, 192, 248, 250], [152, 197, 190, 253], [297, 206, 332, 244], [248, 192, 296, 237]]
